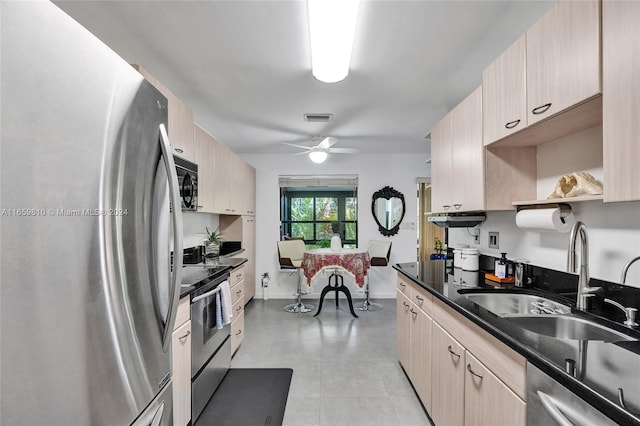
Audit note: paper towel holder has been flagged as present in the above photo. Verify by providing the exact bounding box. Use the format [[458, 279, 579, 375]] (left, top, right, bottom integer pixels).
[[516, 203, 572, 218]]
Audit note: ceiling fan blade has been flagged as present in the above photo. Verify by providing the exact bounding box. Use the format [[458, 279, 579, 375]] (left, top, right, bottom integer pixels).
[[318, 136, 338, 149], [292, 151, 310, 156], [330, 148, 358, 154], [281, 142, 312, 151]]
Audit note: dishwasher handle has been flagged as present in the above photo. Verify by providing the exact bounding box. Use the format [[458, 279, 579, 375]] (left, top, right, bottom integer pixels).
[[537, 391, 575, 426]]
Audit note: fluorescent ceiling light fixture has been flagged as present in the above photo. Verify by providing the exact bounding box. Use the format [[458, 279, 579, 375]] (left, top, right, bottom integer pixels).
[[309, 148, 328, 163], [308, 0, 360, 83]]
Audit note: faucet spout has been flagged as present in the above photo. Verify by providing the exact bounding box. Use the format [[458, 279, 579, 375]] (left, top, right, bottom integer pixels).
[[621, 256, 640, 284], [567, 222, 600, 310]]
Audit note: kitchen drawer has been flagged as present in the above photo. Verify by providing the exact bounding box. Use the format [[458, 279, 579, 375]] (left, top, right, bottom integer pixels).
[[232, 297, 244, 320], [174, 296, 190, 330], [231, 281, 244, 306], [432, 297, 526, 400], [411, 283, 433, 316], [229, 265, 245, 287], [397, 275, 412, 298], [231, 310, 244, 354]]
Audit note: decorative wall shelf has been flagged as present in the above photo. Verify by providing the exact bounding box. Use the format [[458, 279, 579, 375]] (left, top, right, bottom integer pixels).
[[512, 194, 604, 206]]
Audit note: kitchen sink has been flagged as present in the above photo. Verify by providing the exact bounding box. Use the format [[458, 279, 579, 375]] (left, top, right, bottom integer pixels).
[[461, 292, 571, 317], [506, 315, 636, 342]]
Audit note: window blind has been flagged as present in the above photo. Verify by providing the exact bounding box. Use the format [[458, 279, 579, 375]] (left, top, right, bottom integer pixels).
[[278, 175, 358, 188]]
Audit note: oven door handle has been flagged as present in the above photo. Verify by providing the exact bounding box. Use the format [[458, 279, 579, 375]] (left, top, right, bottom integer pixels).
[[192, 285, 222, 303], [537, 391, 575, 426]]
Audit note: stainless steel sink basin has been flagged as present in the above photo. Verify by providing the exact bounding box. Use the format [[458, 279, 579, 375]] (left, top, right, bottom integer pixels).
[[506, 315, 636, 342], [462, 292, 571, 317]]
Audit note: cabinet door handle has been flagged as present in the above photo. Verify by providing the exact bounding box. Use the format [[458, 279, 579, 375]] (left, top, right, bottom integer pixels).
[[453, 204, 462, 209], [235, 330, 242, 336], [466, 364, 483, 379], [236, 306, 242, 313], [178, 330, 191, 342], [402, 301, 410, 309], [399, 283, 406, 289], [236, 290, 242, 295], [447, 345, 461, 359], [443, 205, 451, 211], [410, 308, 417, 317], [504, 119, 521, 129], [532, 103, 552, 115], [174, 148, 184, 154], [415, 295, 424, 302]]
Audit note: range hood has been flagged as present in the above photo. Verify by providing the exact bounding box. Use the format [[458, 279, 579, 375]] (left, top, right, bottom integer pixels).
[[428, 214, 485, 228]]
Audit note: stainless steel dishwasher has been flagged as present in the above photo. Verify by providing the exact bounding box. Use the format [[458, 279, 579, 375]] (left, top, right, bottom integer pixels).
[[527, 363, 617, 426]]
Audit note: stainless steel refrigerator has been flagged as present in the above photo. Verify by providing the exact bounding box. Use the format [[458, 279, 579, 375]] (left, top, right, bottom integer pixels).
[[1, 2, 183, 425]]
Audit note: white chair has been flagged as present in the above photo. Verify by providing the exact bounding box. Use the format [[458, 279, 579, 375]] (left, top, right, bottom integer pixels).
[[278, 239, 314, 313], [357, 240, 392, 311]]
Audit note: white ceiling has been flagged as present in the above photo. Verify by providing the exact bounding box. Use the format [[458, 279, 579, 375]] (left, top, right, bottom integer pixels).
[[54, 0, 555, 157]]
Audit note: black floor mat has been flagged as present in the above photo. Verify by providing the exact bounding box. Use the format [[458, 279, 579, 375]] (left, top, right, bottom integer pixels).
[[194, 368, 293, 426]]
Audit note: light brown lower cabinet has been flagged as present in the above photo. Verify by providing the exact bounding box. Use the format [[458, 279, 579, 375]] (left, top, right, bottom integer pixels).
[[464, 351, 526, 426], [229, 265, 245, 354], [396, 272, 526, 426], [431, 322, 465, 426], [172, 297, 191, 426], [397, 278, 434, 412]]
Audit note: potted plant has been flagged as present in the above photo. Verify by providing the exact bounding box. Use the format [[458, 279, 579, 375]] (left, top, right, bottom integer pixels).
[[430, 237, 447, 260], [204, 226, 223, 257]]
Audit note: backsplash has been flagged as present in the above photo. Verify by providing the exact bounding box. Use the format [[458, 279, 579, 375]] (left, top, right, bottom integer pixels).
[[182, 211, 219, 249], [449, 201, 640, 288]]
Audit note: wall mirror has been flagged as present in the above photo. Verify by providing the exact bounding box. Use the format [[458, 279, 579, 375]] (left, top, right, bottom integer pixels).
[[372, 186, 405, 236]]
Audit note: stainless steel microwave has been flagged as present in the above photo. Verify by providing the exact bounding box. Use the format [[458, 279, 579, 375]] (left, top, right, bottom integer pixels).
[[174, 156, 198, 211]]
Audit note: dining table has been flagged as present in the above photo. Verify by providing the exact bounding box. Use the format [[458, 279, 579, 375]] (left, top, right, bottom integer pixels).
[[302, 247, 371, 318]]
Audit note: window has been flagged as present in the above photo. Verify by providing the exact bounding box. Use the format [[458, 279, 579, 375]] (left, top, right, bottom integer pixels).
[[280, 188, 358, 248]]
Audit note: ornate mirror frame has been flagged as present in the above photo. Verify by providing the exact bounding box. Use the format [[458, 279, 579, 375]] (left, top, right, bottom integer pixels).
[[371, 186, 406, 237]]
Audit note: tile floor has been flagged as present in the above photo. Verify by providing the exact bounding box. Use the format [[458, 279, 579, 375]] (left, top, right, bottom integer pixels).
[[231, 298, 433, 426]]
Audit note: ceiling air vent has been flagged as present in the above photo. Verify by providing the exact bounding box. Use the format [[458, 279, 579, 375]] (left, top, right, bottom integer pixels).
[[304, 113, 333, 123]]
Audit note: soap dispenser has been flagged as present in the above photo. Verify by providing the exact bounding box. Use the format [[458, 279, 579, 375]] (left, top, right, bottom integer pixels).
[[495, 253, 508, 279]]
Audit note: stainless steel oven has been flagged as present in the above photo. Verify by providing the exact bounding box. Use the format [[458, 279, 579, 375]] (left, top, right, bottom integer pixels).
[[174, 155, 198, 211], [190, 272, 231, 423]]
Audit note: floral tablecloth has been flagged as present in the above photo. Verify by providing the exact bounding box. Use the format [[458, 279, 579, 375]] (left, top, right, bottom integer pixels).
[[302, 248, 371, 289]]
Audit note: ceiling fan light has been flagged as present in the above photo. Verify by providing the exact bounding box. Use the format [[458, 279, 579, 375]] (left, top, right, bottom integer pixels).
[[309, 149, 328, 163], [308, 0, 360, 83]]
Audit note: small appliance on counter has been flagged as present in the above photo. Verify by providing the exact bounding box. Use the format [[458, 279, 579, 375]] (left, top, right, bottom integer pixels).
[[183, 246, 205, 265], [219, 241, 242, 256]]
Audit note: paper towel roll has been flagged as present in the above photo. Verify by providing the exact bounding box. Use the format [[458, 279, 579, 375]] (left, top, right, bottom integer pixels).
[[515, 208, 575, 233]]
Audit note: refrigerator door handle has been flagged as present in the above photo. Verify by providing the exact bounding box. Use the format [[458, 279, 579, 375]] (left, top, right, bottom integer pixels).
[[158, 123, 183, 351], [150, 402, 164, 426]]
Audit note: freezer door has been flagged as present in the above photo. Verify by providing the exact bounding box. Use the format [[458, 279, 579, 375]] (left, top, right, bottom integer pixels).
[[132, 382, 174, 426], [1, 2, 182, 425]]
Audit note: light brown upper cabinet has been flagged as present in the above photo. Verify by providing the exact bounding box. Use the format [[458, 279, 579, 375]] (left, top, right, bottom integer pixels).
[[483, 35, 527, 145], [431, 87, 484, 213], [430, 113, 453, 212], [526, 0, 601, 126], [131, 65, 195, 162], [194, 124, 214, 212], [603, 0, 640, 203]]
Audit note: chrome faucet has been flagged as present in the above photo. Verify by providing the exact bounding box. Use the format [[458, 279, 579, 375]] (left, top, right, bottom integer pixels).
[[621, 256, 640, 284], [567, 222, 601, 310]]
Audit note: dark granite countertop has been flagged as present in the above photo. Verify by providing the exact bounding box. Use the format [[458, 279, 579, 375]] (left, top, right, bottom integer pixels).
[[394, 261, 640, 426], [179, 257, 248, 298]]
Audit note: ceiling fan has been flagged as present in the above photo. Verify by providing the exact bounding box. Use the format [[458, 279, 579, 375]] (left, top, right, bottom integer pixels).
[[282, 137, 358, 163]]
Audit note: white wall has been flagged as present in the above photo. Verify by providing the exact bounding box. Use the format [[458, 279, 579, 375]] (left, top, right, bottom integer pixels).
[[241, 153, 427, 300], [449, 201, 640, 288], [182, 211, 219, 249]]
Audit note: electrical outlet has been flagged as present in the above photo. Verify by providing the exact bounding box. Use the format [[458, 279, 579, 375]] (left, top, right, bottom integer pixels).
[[489, 232, 499, 249]]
